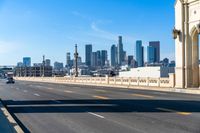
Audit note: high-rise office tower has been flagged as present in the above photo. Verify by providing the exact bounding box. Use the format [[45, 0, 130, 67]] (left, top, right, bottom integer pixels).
[[117, 36, 123, 66], [147, 46, 156, 64], [149, 41, 160, 63], [96, 50, 101, 67], [66, 52, 71, 66], [135, 40, 144, 67], [45, 59, 51, 67], [101, 50, 107, 67], [111, 44, 117, 67], [23, 57, 31, 67], [85, 44, 92, 67], [91, 52, 98, 67], [128, 55, 134, 66]]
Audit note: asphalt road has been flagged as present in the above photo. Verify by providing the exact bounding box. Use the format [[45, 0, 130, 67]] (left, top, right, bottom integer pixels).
[[0, 79, 200, 133]]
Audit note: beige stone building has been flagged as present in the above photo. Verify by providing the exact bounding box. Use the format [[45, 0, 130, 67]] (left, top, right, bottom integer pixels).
[[174, 0, 200, 88]]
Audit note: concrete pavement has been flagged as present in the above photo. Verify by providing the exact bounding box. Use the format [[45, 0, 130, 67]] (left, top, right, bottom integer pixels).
[[0, 80, 200, 133]]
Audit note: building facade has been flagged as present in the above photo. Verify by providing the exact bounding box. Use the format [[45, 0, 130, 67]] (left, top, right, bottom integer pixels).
[[135, 40, 144, 67], [85, 44, 92, 67]]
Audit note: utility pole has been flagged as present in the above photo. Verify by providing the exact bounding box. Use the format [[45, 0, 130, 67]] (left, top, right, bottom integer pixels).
[[74, 44, 79, 77]]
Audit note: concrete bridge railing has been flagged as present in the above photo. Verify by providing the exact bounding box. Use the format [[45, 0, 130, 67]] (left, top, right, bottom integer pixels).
[[15, 73, 175, 88]]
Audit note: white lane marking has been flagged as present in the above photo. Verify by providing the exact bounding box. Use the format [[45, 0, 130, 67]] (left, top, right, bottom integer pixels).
[[88, 112, 105, 119], [23, 90, 28, 93], [64, 90, 73, 93], [153, 92, 166, 95], [34, 93, 40, 97]]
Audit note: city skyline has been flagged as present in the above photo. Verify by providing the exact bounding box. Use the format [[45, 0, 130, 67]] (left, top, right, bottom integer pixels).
[[0, 0, 175, 65]]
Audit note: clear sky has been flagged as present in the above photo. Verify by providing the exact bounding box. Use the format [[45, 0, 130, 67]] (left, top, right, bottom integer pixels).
[[0, 0, 175, 65]]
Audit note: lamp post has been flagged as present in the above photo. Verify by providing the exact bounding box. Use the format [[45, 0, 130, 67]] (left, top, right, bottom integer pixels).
[[74, 44, 79, 77]]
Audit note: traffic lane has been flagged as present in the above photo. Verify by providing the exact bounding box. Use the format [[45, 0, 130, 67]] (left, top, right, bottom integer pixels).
[[16, 80, 200, 101], [1, 81, 142, 133], [1, 80, 200, 133]]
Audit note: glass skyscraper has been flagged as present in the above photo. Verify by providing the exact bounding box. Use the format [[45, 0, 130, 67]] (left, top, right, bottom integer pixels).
[[111, 44, 117, 67], [85, 44, 92, 67], [101, 50, 107, 67], [117, 36, 123, 66], [135, 40, 144, 67], [147, 46, 156, 64], [149, 41, 160, 63], [23, 57, 31, 67]]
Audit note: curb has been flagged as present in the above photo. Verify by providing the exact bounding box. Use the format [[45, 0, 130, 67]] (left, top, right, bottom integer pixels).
[[0, 99, 24, 133]]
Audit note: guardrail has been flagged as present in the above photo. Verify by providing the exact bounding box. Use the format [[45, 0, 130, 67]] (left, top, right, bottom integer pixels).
[[15, 73, 175, 88]]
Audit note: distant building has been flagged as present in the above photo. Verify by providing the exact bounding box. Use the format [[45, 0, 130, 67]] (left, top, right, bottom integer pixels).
[[91, 52, 98, 67], [17, 62, 23, 67], [119, 66, 175, 78], [135, 40, 144, 67], [147, 46, 156, 64], [14, 66, 52, 77], [66, 52, 71, 66], [45, 59, 51, 67], [23, 57, 31, 67], [162, 58, 169, 67], [149, 41, 160, 63], [85, 44, 92, 67], [111, 44, 117, 67], [96, 50, 101, 67], [101, 50, 108, 67], [128, 55, 134, 67], [117, 36, 124, 66], [54, 62, 63, 71]]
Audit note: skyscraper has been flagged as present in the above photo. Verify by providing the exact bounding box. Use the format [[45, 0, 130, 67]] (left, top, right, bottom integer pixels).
[[128, 55, 134, 66], [101, 50, 107, 67], [147, 46, 156, 64], [23, 57, 31, 67], [66, 52, 71, 66], [135, 40, 144, 67], [117, 36, 123, 66], [91, 52, 98, 67], [85, 44, 92, 67], [96, 50, 101, 67], [111, 44, 117, 67], [45, 59, 51, 67], [149, 41, 160, 63]]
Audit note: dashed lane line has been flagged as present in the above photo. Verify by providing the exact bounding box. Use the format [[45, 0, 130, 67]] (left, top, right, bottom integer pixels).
[[34, 93, 40, 97], [88, 112, 105, 119]]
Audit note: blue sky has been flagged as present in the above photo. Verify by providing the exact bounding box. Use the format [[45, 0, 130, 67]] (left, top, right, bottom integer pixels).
[[0, 0, 175, 65]]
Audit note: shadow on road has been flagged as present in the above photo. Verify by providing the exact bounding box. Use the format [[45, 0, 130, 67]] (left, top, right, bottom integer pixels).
[[3, 99, 200, 113]]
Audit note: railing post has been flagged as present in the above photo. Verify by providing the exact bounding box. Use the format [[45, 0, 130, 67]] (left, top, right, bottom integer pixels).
[[169, 73, 175, 88]]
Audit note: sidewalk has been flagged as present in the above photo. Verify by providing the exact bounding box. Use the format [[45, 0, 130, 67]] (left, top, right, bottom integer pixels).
[[0, 100, 23, 133]]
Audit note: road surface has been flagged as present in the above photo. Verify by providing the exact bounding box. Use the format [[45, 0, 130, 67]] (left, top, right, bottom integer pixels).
[[0, 79, 200, 133]]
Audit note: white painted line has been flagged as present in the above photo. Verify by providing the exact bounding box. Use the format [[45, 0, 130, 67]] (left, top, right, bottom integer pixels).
[[64, 90, 73, 93], [88, 112, 105, 119], [153, 92, 166, 95], [34, 93, 40, 97], [23, 90, 28, 93]]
